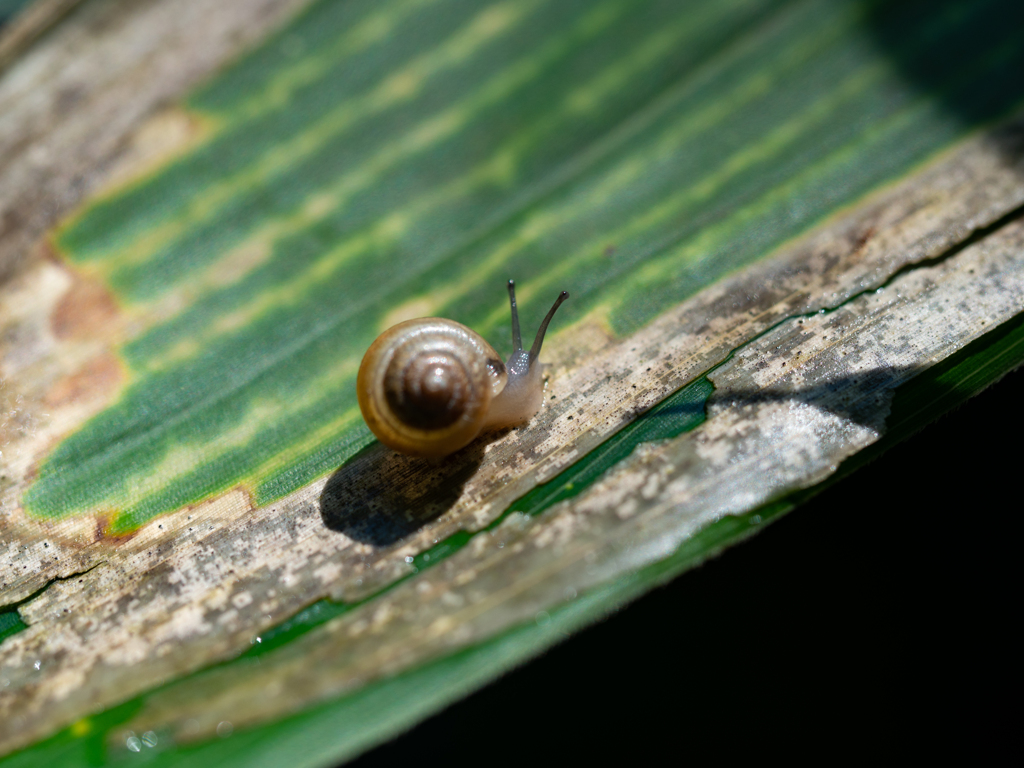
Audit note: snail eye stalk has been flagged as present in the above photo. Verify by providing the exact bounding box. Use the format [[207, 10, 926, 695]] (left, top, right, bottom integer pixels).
[[507, 279, 523, 352], [529, 290, 569, 362]]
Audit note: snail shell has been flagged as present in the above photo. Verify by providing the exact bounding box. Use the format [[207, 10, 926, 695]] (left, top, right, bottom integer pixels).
[[357, 318, 506, 458], [357, 281, 568, 459]]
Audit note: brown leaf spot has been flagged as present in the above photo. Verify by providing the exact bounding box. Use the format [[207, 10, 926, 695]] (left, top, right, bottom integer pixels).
[[44, 351, 124, 408], [51, 274, 120, 340], [851, 225, 877, 255]]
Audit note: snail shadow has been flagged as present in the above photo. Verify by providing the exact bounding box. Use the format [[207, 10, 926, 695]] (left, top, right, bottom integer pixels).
[[705, 367, 911, 430], [628, 366, 931, 451], [319, 436, 499, 547]]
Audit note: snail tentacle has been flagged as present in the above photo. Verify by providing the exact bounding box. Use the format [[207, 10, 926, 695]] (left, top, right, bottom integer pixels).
[[507, 279, 523, 351], [528, 289, 569, 362], [484, 285, 569, 430]]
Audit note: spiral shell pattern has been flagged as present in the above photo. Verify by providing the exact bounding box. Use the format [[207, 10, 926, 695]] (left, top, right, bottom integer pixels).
[[357, 318, 505, 458]]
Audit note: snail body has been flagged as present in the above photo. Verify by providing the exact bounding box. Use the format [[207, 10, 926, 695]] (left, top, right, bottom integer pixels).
[[357, 281, 568, 459]]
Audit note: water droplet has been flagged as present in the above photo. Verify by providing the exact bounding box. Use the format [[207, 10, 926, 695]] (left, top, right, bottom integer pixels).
[[404, 556, 414, 563], [534, 611, 551, 627], [564, 587, 577, 601], [33, 660, 41, 671], [126, 735, 141, 752], [250, 636, 262, 645], [749, 514, 762, 525], [142, 731, 158, 748], [216, 721, 234, 738], [422, 553, 430, 562]]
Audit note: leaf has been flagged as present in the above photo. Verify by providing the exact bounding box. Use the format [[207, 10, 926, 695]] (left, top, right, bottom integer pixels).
[[0, 1, 88, 79], [1, 0, 1024, 764]]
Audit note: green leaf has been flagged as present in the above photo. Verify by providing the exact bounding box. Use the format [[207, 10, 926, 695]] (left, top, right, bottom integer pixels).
[[24, 0, 1024, 529], [0, 612, 26, 645]]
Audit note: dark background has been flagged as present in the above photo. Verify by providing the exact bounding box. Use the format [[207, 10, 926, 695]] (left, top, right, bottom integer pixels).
[[350, 363, 1021, 763]]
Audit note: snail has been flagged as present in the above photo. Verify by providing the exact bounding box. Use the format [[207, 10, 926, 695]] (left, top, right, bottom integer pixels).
[[357, 280, 569, 459]]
